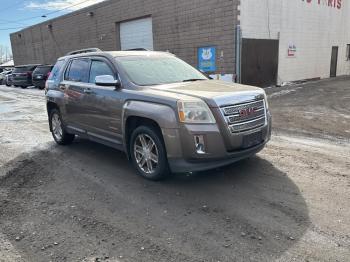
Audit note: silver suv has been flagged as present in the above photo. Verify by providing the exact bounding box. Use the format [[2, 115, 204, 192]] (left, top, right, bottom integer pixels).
[[46, 49, 271, 180]]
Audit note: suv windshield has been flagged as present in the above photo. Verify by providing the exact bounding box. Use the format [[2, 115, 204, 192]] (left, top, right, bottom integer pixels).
[[116, 56, 207, 86]]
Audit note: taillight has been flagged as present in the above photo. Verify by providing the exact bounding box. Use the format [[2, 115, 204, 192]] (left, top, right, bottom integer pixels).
[[27, 71, 32, 77], [47, 71, 51, 78]]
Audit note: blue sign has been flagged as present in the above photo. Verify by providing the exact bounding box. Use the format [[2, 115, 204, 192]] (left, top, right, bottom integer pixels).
[[198, 46, 216, 72]]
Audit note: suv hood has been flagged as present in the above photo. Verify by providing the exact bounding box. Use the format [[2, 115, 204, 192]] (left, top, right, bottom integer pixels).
[[149, 80, 265, 107]]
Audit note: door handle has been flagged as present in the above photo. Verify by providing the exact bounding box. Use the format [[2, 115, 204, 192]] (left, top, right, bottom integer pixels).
[[84, 88, 92, 94]]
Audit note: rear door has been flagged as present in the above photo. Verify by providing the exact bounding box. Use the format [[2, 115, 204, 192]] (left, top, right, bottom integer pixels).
[[61, 58, 91, 131], [82, 58, 123, 145]]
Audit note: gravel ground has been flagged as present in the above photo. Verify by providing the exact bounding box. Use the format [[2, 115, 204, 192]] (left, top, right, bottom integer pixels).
[[0, 79, 349, 262]]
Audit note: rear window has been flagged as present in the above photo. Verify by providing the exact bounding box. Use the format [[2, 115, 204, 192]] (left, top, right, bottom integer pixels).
[[13, 65, 37, 73], [34, 66, 53, 74], [13, 67, 29, 73], [48, 60, 65, 81]]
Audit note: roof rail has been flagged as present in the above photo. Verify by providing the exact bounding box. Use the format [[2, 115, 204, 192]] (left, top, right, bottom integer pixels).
[[66, 48, 102, 56], [125, 48, 150, 51]]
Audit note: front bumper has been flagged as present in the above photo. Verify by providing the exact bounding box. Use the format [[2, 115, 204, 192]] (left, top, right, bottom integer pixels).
[[163, 111, 272, 173], [168, 140, 268, 173]]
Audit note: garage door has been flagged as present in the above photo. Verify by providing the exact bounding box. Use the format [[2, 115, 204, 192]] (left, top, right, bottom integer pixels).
[[120, 17, 154, 51]]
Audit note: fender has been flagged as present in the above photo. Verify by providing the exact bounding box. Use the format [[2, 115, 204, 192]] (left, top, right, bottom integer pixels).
[[121, 100, 182, 156], [122, 100, 178, 129]]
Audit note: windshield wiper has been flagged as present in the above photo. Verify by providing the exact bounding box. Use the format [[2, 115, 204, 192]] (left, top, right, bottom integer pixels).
[[182, 78, 206, 82]]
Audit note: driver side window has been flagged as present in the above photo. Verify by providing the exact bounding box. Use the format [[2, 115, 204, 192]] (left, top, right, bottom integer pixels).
[[89, 60, 115, 84]]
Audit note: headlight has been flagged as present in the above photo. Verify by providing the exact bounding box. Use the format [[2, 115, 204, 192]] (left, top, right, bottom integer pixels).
[[177, 99, 216, 124]]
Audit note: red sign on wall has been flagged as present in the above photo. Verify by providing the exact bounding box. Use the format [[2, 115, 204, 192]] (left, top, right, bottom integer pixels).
[[302, 0, 342, 9]]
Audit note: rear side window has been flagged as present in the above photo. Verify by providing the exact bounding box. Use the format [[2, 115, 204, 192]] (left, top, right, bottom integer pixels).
[[48, 60, 64, 81], [89, 60, 114, 83], [65, 59, 90, 82]]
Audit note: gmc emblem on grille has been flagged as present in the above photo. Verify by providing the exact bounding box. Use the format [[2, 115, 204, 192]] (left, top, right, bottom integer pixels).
[[239, 107, 257, 117]]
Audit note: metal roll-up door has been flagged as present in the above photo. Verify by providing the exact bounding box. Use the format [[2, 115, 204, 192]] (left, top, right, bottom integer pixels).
[[120, 17, 154, 51]]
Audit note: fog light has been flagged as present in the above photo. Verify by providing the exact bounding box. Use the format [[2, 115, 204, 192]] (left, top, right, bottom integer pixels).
[[194, 135, 206, 154]]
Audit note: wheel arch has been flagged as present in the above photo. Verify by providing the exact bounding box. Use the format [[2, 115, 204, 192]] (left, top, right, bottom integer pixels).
[[122, 100, 178, 159]]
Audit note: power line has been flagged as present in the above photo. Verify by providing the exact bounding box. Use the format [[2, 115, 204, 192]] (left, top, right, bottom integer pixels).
[[0, 26, 27, 31], [4, 0, 103, 24], [0, 0, 107, 31]]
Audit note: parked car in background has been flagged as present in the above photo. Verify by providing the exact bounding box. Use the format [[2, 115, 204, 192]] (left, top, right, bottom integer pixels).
[[5, 71, 13, 86], [0, 71, 6, 84], [0, 69, 12, 85], [32, 65, 53, 89], [12, 64, 40, 88], [46, 49, 271, 180]]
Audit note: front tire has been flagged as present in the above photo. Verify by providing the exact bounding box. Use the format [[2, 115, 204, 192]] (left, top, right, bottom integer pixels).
[[130, 126, 169, 180], [49, 109, 75, 145]]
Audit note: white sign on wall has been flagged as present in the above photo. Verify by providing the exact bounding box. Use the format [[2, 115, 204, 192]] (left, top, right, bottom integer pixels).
[[287, 44, 297, 58]]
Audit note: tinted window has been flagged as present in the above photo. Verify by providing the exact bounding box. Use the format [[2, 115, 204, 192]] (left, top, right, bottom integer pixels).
[[66, 59, 90, 82], [13, 65, 37, 73], [34, 66, 53, 74], [13, 67, 29, 73], [48, 60, 64, 81], [89, 60, 114, 83]]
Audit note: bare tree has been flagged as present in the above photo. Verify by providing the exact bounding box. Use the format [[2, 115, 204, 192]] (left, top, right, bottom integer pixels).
[[0, 45, 12, 64]]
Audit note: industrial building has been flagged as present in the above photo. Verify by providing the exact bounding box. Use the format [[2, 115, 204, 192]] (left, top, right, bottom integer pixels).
[[10, 0, 350, 87]]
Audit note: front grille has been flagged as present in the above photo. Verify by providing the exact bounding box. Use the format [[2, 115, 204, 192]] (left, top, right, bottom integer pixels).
[[221, 100, 266, 133]]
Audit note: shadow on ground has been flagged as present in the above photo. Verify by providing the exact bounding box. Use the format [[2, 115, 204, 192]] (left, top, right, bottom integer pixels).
[[0, 139, 310, 262]]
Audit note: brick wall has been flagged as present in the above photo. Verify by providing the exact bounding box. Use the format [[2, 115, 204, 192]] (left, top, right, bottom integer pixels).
[[11, 0, 239, 75]]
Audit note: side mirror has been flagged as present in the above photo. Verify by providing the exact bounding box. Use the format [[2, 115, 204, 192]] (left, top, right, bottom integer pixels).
[[95, 75, 120, 87]]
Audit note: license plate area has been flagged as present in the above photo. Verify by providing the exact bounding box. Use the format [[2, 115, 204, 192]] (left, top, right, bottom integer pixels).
[[242, 131, 263, 149]]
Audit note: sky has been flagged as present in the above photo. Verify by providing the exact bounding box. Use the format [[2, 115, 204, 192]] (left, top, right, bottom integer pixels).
[[0, 0, 107, 55]]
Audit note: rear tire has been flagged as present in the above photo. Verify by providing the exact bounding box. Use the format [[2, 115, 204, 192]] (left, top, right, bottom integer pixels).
[[21, 86, 27, 89], [129, 125, 169, 180], [49, 109, 75, 145]]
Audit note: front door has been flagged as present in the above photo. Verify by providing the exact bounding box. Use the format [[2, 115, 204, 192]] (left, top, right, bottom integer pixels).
[[330, 46, 338, 77], [82, 58, 123, 145]]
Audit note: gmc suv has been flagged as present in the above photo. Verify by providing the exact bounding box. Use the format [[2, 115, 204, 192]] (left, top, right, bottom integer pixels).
[[46, 49, 271, 180]]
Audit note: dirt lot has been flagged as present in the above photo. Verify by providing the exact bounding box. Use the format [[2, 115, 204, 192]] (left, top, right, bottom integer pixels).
[[0, 78, 349, 262]]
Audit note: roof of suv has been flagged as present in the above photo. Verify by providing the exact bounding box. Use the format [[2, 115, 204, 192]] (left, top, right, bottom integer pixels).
[[59, 51, 175, 60]]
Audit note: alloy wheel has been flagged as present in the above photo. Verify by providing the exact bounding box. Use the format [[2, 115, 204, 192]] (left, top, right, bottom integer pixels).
[[51, 113, 63, 141], [133, 134, 159, 174]]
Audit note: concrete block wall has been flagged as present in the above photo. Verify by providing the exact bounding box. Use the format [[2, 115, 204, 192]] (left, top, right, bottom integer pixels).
[[240, 0, 350, 84], [11, 0, 239, 75]]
